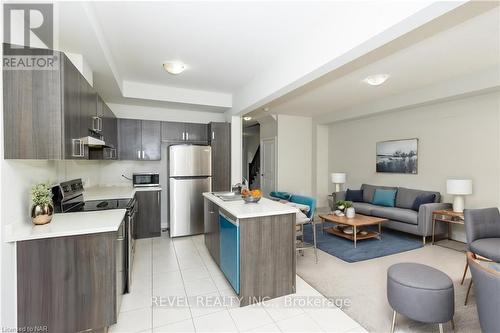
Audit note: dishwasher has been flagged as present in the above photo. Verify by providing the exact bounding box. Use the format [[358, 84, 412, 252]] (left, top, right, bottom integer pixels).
[[219, 212, 240, 294]]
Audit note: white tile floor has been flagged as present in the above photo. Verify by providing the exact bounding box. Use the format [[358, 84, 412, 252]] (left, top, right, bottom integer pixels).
[[109, 232, 366, 333]]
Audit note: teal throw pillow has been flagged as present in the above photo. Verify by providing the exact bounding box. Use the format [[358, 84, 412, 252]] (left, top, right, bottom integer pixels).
[[372, 189, 397, 207]]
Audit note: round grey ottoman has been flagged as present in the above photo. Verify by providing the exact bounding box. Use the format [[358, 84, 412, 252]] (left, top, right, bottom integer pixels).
[[387, 263, 454, 333]]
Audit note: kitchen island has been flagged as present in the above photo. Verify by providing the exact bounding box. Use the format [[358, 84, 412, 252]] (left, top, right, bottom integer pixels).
[[203, 192, 298, 306]]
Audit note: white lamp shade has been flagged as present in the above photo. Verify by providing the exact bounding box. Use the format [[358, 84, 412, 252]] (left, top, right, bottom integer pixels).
[[331, 173, 346, 184], [446, 179, 472, 195]]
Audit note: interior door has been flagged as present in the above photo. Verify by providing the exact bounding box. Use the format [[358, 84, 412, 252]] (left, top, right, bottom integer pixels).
[[261, 138, 276, 197]]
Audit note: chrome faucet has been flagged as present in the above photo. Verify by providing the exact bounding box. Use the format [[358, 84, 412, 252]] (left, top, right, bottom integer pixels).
[[232, 178, 249, 194]]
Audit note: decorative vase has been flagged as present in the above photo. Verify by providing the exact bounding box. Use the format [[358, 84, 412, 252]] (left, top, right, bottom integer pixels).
[[31, 203, 54, 225], [346, 207, 356, 219]]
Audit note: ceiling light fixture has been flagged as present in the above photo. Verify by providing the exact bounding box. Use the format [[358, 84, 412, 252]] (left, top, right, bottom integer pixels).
[[263, 107, 270, 112], [363, 74, 389, 86], [163, 61, 187, 75], [243, 116, 252, 121]]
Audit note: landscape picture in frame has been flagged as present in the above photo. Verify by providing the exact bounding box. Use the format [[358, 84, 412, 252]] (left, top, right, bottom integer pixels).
[[376, 139, 418, 174]]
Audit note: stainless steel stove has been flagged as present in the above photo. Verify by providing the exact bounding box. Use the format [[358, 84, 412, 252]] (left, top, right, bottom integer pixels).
[[51, 179, 137, 293]]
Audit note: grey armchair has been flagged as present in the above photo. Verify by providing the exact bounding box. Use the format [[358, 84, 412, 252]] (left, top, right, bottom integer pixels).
[[464, 208, 500, 262], [467, 252, 500, 333], [463, 208, 500, 305]]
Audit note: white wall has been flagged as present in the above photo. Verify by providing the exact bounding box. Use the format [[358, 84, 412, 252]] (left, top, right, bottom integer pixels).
[[277, 115, 313, 196], [231, 116, 242, 185], [328, 91, 500, 241], [108, 103, 226, 123], [314, 125, 329, 208]]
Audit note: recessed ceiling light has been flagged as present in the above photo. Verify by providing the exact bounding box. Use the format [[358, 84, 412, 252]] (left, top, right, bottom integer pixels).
[[163, 61, 187, 75], [363, 74, 389, 86], [263, 107, 270, 112], [243, 116, 252, 121]]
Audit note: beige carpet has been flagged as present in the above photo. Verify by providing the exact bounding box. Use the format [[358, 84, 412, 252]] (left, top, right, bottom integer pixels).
[[296, 243, 482, 333]]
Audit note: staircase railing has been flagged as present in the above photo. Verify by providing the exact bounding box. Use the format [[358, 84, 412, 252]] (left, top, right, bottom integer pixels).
[[248, 146, 260, 188]]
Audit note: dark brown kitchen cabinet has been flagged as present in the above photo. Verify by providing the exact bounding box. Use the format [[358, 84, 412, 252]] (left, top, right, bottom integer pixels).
[[118, 119, 160, 160], [185, 123, 208, 142], [17, 231, 118, 332], [204, 198, 220, 265], [136, 190, 161, 239], [118, 119, 142, 160], [209, 122, 231, 192], [161, 121, 208, 143], [141, 120, 161, 160], [4, 47, 64, 159], [90, 96, 118, 160], [3, 44, 99, 160]]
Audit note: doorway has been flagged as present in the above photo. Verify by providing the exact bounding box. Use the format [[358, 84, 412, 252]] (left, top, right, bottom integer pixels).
[[260, 137, 276, 196]]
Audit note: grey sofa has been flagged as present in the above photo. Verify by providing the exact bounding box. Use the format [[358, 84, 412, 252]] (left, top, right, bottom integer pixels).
[[335, 184, 451, 243]]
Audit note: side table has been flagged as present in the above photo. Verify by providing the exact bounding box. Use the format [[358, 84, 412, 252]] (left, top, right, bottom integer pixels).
[[432, 209, 465, 250]]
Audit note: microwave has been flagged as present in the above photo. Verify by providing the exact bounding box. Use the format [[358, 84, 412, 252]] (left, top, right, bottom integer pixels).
[[132, 173, 160, 187]]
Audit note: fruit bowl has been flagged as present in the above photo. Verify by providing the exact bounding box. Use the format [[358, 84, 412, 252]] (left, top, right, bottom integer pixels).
[[243, 195, 261, 203], [241, 189, 262, 203]]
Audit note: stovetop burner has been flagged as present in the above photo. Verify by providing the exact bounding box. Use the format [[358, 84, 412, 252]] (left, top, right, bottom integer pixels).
[[77, 199, 131, 212]]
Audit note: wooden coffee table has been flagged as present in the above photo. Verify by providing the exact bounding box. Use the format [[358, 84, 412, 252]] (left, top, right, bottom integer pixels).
[[318, 214, 387, 248]]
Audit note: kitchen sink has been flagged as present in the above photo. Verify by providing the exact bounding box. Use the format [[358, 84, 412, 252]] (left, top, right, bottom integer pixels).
[[213, 191, 243, 201]]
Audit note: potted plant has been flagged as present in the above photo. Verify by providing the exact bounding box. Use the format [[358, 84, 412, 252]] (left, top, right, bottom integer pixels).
[[335, 200, 355, 218], [30, 183, 54, 225]]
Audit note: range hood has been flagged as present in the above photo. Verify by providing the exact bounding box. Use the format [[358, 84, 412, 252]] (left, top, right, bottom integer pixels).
[[80, 136, 105, 147]]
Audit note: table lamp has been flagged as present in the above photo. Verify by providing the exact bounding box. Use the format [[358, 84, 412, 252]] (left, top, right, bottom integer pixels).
[[446, 179, 472, 213], [331, 173, 346, 192]]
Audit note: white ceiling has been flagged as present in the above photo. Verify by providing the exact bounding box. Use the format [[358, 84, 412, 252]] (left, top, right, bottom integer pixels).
[[55, 1, 443, 114], [252, 6, 500, 122]]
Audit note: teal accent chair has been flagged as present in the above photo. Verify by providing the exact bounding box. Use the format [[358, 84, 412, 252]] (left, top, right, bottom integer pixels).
[[270, 192, 318, 263]]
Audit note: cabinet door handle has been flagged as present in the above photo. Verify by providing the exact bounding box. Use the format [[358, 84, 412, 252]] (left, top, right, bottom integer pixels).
[[92, 117, 99, 131], [212, 131, 215, 140], [99, 117, 103, 131], [142, 150, 145, 159], [157, 192, 160, 205], [186, 132, 189, 141], [72, 139, 84, 157], [182, 132, 185, 140], [137, 150, 141, 159]]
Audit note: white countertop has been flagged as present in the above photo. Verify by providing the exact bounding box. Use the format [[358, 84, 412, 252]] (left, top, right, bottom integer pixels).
[[5, 209, 127, 242], [203, 192, 298, 219], [84, 185, 161, 201]]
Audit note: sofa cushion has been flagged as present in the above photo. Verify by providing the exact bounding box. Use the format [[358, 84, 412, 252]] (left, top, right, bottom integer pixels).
[[352, 202, 378, 215], [345, 189, 364, 202], [411, 193, 436, 211], [371, 206, 418, 225], [372, 189, 397, 207], [361, 184, 397, 203], [271, 191, 292, 200], [396, 187, 441, 209]]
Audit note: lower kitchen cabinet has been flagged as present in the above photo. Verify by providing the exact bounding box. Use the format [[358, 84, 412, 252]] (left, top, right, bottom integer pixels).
[[136, 190, 161, 239], [17, 231, 119, 332], [204, 199, 220, 265]]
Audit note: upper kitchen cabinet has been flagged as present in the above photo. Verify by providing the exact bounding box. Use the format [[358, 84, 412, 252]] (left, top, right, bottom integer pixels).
[[89, 96, 118, 160], [3, 45, 100, 160], [118, 119, 161, 161], [98, 96, 118, 149], [4, 46, 64, 159], [208, 122, 231, 192], [161, 122, 208, 143], [141, 120, 161, 160]]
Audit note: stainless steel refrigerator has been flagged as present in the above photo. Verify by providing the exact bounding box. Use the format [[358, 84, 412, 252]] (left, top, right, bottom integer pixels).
[[169, 144, 212, 237]]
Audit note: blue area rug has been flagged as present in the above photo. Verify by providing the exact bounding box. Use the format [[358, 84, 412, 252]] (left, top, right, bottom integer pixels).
[[302, 221, 423, 263]]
